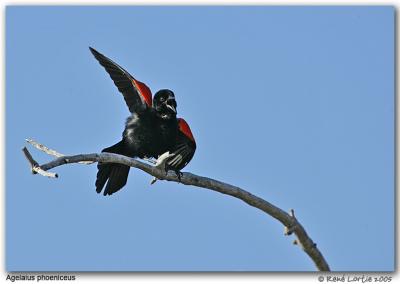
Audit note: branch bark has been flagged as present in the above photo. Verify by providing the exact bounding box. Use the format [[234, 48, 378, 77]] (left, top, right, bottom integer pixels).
[[22, 139, 330, 271]]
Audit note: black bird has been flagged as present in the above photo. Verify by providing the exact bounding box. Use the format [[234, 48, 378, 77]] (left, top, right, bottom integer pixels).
[[90, 47, 196, 196]]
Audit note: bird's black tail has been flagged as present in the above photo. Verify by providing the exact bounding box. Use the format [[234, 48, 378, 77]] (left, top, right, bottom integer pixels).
[[95, 141, 130, 196]]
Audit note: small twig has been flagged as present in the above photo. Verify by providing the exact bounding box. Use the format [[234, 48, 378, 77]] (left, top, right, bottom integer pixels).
[[26, 138, 93, 164], [33, 167, 58, 178], [26, 138, 64, 157], [290, 209, 296, 218], [284, 209, 298, 236], [22, 146, 39, 169], [22, 147, 58, 178]]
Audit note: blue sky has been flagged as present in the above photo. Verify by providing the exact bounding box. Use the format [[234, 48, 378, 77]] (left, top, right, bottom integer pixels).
[[6, 6, 394, 271]]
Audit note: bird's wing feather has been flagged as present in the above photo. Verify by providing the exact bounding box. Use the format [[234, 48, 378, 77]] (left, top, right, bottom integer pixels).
[[89, 47, 152, 114], [167, 118, 196, 170]]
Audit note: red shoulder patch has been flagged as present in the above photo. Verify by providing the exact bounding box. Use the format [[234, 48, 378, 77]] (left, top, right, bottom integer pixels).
[[178, 118, 195, 142], [132, 78, 152, 107]]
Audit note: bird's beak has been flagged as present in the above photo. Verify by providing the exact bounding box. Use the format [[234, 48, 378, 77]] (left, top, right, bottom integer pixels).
[[166, 102, 177, 114]]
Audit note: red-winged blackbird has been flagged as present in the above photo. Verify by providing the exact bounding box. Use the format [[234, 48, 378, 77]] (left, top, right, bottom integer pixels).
[[90, 47, 196, 196]]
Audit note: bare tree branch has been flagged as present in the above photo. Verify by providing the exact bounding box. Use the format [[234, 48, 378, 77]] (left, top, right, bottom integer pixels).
[[26, 138, 93, 164], [22, 147, 58, 178], [22, 140, 330, 271]]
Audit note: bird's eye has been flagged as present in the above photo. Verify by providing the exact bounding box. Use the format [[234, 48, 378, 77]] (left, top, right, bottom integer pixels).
[[160, 97, 165, 102]]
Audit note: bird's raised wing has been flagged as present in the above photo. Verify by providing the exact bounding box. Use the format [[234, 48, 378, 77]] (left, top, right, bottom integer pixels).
[[89, 47, 152, 114], [167, 118, 196, 171]]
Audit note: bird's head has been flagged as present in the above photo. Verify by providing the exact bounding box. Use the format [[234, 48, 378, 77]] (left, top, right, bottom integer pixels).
[[153, 89, 177, 119]]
